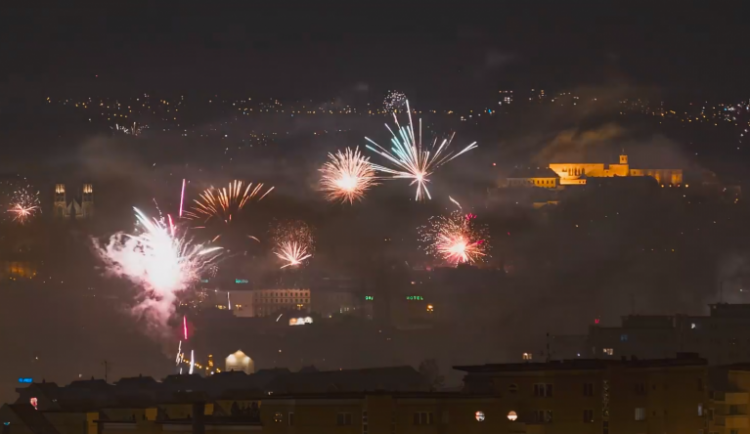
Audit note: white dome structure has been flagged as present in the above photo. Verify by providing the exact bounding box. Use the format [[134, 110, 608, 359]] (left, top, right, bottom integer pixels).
[[225, 350, 255, 374]]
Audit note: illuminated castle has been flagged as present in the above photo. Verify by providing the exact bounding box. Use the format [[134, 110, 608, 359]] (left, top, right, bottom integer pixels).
[[548, 152, 683, 186], [53, 184, 94, 220]]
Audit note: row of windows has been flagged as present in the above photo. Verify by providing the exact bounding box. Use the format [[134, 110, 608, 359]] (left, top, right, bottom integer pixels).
[[272, 407, 698, 427], [258, 291, 309, 297], [508, 380, 702, 396], [255, 299, 310, 304]]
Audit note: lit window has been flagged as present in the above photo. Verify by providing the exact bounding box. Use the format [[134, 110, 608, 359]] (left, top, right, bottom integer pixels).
[[506, 411, 517, 421], [635, 407, 646, 421], [522, 352, 533, 361], [337, 413, 352, 426], [475, 411, 485, 422], [603, 348, 614, 356], [273, 412, 283, 423], [620, 334, 628, 342]]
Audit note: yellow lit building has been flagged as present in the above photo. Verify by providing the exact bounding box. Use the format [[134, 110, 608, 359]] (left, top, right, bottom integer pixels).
[[456, 355, 707, 434], [548, 153, 683, 186], [260, 392, 506, 434], [708, 364, 750, 434], [505, 167, 560, 189]]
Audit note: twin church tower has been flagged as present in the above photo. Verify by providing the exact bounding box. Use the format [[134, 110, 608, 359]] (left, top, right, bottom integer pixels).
[[53, 184, 94, 220]]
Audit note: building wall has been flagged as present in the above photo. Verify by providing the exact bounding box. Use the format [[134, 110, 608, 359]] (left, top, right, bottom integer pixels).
[[548, 157, 683, 186], [506, 177, 558, 189], [462, 364, 706, 434], [260, 395, 507, 434], [218, 289, 311, 318]]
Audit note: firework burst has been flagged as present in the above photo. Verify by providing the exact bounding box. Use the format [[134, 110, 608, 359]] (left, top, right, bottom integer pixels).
[[271, 220, 314, 269], [93, 207, 222, 334], [185, 181, 273, 243], [383, 90, 407, 112], [1, 179, 41, 224], [319, 147, 378, 204], [365, 100, 478, 200], [419, 211, 490, 265]]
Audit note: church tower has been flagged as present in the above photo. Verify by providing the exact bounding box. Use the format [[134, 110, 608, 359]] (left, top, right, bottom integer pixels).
[[82, 184, 94, 219], [53, 184, 67, 219], [619, 152, 628, 165]]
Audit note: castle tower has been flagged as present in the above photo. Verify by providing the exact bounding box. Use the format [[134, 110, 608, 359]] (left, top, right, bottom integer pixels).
[[53, 184, 67, 219], [82, 184, 94, 219], [619, 151, 628, 165]]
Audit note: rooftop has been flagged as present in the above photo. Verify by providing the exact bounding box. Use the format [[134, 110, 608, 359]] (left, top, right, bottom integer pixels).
[[455, 354, 706, 373]]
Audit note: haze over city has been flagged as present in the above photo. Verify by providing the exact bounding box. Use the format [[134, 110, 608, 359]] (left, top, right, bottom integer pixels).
[[2, 4, 750, 433]]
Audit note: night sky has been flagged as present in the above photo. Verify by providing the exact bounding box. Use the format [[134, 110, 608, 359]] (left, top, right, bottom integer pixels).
[[1, 3, 748, 103]]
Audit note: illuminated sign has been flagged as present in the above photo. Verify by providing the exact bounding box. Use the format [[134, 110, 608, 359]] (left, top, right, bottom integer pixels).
[[406, 296, 424, 301], [18, 378, 32, 383], [235, 279, 249, 284], [365, 296, 374, 301], [289, 317, 313, 326]]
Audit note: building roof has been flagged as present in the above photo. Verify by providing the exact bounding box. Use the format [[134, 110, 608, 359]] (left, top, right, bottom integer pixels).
[[264, 366, 428, 394], [455, 355, 707, 373], [507, 167, 559, 179], [6, 404, 61, 434]]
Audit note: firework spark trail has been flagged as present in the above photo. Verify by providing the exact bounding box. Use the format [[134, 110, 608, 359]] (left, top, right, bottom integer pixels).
[[93, 207, 222, 335], [419, 211, 490, 265], [271, 220, 315, 269], [449, 196, 462, 210], [175, 341, 183, 366], [183, 315, 188, 340], [189, 350, 195, 375], [185, 180, 273, 225], [319, 147, 378, 204], [275, 241, 313, 269], [365, 100, 478, 200], [8, 203, 40, 223], [179, 179, 186, 218]]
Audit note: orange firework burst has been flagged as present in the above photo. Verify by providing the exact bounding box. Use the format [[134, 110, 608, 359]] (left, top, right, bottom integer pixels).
[[319, 147, 378, 204], [185, 180, 273, 224], [270, 220, 315, 269], [2, 181, 41, 224], [8, 203, 40, 223], [419, 211, 490, 265]]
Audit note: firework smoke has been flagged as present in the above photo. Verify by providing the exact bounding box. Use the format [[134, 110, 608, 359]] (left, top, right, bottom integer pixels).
[[94, 207, 222, 335], [366, 100, 478, 200], [419, 211, 490, 265], [271, 220, 315, 269], [319, 147, 378, 204]]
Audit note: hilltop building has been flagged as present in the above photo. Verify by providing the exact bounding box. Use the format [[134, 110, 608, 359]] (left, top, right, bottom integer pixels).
[[504, 153, 684, 189], [548, 152, 683, 186]]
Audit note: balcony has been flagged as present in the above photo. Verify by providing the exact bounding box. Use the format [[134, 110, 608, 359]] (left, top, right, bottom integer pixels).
[[714, 414, 749, 429]]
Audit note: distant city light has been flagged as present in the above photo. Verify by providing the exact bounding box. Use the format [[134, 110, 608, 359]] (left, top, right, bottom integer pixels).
[[507, 411, 518, 421], [235, 279, 249, 284], [475, 411, 485, 422]]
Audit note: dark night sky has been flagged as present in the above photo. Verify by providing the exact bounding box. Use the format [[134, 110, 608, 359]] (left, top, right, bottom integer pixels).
[[1, 3, 749, 102]]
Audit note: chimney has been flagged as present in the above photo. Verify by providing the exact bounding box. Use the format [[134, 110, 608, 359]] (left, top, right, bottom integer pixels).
[[192, 402, 205, 434]]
